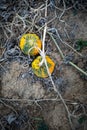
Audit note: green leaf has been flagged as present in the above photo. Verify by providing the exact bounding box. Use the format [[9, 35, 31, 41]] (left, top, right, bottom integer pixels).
[[78, 115, 87, 124], [37, 121, 49, 130], [75, 40, 87, 51]]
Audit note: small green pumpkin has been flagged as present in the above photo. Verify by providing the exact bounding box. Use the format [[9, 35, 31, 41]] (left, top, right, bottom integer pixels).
[[19, 33, 42, 55], [32, 56, 55, 78]]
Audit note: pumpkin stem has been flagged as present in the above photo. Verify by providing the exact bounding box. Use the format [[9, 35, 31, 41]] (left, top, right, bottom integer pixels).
[[39, 58, 45, 66]]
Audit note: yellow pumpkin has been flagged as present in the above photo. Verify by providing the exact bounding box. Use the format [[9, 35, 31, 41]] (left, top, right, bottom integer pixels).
[[32, 56, 55, 78], [19, 33, 42, 56]]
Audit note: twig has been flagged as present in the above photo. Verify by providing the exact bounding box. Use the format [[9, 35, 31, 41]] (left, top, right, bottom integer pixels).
[[39, 0, 48, 66], [0, 97, 60, 103], [0, 99, 18, 115], [69, 62, 87, 76], [42, 0, 48, 54]]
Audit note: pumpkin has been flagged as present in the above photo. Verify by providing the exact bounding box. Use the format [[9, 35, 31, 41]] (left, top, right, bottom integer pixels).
[[32, 56, 55, 78], [19, 33, 42, 56]]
